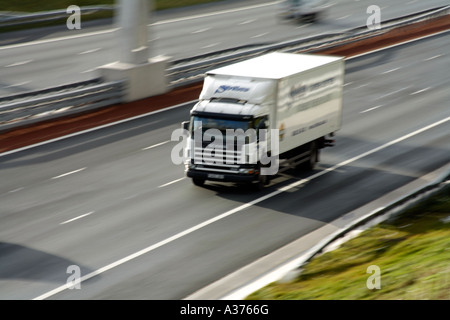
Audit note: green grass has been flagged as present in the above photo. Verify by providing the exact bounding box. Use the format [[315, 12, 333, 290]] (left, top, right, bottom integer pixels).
[[246, 185, 450, 300]]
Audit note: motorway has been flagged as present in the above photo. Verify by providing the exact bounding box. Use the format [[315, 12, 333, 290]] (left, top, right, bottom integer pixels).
[[0, 28, 449, 299], [1, 0, 449, 97]]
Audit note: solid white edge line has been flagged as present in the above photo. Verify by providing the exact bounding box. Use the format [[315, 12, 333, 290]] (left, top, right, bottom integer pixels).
[[0, 29, 119, 51], [0, 1, 281, 50], [218, 163, 450, 300], [0, 4, 446, 53], [33, 116, 450, 300], [218, 208, 386, 300], [0, 100, 197, 158], [347, 29, 450, 60], [0, 2, 445, 301], [2, 15, 449, 160], [151, 1, 280, 26]]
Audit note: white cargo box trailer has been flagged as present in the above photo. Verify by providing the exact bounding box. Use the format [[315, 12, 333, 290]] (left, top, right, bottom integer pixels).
[[182, 52, 345, 189]]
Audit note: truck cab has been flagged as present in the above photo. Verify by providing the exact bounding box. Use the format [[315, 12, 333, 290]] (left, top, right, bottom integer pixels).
[[183, 76, 274, 188]]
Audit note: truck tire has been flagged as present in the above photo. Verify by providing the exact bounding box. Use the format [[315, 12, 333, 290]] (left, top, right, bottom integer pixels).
[[254, 174, 268, 191], [192, 178, 205, 187], [308, 142, 319, 170], [300, 141, 319, 171]]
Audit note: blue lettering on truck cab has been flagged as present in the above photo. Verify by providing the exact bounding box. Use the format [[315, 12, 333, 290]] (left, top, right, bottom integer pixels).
[[215, 85, 250, 94]]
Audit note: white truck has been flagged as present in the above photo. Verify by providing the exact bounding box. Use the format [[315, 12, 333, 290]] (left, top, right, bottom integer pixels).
[[182, 52, 345, 189]]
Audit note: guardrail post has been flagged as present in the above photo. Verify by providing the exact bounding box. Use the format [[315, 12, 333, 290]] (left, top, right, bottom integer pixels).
[[98, 0, 170, 102]]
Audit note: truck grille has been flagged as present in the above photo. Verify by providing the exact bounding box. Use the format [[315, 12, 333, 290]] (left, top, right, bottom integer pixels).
[[192, 143, 244, 173]]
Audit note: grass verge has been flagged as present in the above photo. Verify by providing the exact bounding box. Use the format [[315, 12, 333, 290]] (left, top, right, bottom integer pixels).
[[246, 184, 450, 300]]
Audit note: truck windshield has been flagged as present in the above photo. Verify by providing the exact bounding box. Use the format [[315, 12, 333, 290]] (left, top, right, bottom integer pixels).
[[191, 116, 252, 135]]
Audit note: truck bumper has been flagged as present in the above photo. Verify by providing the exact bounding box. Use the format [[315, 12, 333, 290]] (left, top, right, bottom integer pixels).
[[186, 169, 258, 183]]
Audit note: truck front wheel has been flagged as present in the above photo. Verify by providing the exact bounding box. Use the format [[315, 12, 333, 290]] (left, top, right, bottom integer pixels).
[[254, 174, 268, 191], [308, 142, 319, 170], [192, 178, 205, 187], [300, 141, 319, 171]]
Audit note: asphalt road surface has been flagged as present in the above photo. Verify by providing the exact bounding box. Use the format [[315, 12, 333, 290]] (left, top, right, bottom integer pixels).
[[0, 0, 449, 97], [0, 29, 449, 299]]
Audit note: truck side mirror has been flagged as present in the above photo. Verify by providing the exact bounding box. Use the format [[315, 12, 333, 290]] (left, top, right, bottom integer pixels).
[[258, 122, 267, 130], [256, 119, 269, 142], [182, 121, 190, 131]]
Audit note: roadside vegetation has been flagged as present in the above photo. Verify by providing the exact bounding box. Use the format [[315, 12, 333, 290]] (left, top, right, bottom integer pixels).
[[247, 184, 450, 300]]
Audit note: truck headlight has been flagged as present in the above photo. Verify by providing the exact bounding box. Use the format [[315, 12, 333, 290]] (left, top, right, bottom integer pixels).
[[239, 168, 255, 174], [186, 162, 196, 170]]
